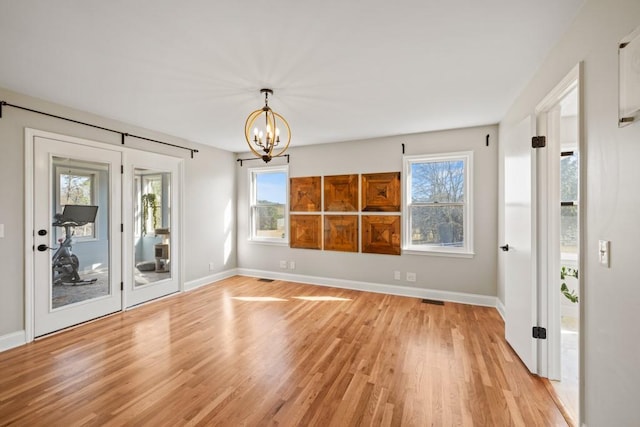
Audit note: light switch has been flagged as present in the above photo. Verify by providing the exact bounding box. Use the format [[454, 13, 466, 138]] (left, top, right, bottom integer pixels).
[[598, 240, 610, 267], [0, 224, 4, 238]]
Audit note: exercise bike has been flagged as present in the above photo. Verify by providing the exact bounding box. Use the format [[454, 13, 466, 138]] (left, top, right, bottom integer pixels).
[[50, 205, 99, 286]]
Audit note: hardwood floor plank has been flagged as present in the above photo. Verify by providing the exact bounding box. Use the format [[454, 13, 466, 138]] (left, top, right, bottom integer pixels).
[[0, 276, 567, 426]]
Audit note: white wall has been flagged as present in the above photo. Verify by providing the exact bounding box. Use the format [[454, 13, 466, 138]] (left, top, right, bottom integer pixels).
[[0, 87, 237, 339], [237, 125, 498, 298], [498, 0, 640, 424]]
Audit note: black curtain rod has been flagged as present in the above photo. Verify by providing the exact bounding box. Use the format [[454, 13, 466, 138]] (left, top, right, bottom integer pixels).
[[0, 101, 199, 158], [236, 154, 290, 167]]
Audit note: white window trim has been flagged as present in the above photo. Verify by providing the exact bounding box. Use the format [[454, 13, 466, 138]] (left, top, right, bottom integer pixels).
[[402, 151, 474, 257], [248, 165, 289, 245]]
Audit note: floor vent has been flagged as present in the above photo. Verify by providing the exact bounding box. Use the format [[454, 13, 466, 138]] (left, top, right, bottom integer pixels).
[[421, 299, 445, 305], [257, 278, 274, 283]]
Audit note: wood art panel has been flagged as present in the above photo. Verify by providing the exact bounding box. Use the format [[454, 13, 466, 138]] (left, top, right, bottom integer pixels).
[[361, 172, 401, 212], [324, 215, 358, 252], [324, 174, 358, 211], [290, 176, 321, 212], [290, 215, 322, 249], [362, 215, 401, 255]]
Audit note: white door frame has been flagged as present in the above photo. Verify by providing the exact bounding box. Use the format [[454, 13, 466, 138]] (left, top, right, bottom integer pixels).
[[24, 128, 185, 342], [534, 63, 582, 380]]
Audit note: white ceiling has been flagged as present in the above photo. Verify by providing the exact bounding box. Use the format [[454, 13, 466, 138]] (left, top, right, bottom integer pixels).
[[0, 0, 584, 153]]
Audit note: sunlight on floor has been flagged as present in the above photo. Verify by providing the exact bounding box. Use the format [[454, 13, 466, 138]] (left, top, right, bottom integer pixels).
[[231, 296, 288, 302]]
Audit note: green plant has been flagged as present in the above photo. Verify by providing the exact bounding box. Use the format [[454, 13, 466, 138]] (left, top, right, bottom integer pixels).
[[141, 193, 158, 235], [560, 266, 579, 303]]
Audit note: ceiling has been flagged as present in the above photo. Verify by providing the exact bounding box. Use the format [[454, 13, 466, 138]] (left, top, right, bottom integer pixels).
[[0, 0, 584, 153]]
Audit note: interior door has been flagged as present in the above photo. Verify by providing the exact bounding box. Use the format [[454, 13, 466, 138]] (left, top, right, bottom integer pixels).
[[124, 150, 181, 307], [503, 115, 538, 373], [33, 136, 122, 337]]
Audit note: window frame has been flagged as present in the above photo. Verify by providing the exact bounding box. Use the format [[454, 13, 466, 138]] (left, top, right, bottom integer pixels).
[[55, 166, 98, 242], [402, 151, 474, 257], [248, 165, 289, 245]]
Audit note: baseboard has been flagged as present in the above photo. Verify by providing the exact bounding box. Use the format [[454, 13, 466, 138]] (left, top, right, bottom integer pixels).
[[496, 298, 506, 321], [0, 330, 27, 352], [184, 268, 239, 291], [236, 268, 500, 309]]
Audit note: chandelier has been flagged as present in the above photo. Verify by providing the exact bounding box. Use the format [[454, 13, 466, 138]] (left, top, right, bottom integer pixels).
[[244, 88, 291, 163]]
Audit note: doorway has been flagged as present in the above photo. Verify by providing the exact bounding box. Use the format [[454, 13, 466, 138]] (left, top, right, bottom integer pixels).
[[536, 69, 581, 423], [26, 129, 183, 338]]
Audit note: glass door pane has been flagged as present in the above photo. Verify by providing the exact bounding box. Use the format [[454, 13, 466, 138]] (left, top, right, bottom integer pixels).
[[133, 169, 172, 286], [51, 157, 110, 309]]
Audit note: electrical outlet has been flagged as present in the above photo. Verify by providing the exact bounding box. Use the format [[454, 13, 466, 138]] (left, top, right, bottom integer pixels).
[[209, 262, 214, 271], [406, 272, 416, 282], [394, 271, 401, 280], [289, 261, 296, 270], [280, 260, 288, 269]]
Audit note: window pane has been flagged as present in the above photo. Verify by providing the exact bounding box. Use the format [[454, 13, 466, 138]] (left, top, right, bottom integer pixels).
[[255, 205, 285, 239], [410, 205, 464, 247], [561, 205, 578, 254], [59, 173, 94, 238], [411, 161, 464, 203], [560, 154, 578, 202], [256, 172, 286, 205], [60, 174, 92, 205], [142, 175, 164, 235], [252, 169, 287, 241]]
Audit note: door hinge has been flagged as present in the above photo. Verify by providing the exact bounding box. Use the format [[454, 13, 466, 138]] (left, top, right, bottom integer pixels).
[[532, 326, 547, 339], [531, 136, 546, 148], [121, 223, 124, 232], [121, 281, 124, 291], [121, 165, 124, 174]]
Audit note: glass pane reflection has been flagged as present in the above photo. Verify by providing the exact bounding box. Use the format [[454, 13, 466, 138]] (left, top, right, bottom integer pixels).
[[51, 157, 110, 309], [134, 169, 172, 286]]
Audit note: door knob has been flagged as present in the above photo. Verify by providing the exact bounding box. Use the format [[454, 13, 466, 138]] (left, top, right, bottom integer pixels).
[[37, 244, 51, 252], [38, 229, 48, 236], [500, 244, 510, 252]]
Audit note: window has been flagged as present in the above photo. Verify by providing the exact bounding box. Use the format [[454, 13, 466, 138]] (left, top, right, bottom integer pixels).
[[141, 174, 165, 235], [560, 151, 578, 256], [403, 152, 473, 256], [57, 168, 96, 239], [249, 166, 288, 243]]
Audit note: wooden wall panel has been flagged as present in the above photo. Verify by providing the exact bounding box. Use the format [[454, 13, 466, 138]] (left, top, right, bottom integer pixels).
[[324, 215, 358, 252], [290, 176, 321, 212], [361, 172, 401, 212], [290, 215, 322, 249], [362, 215, 401, 255], [324, 174, 358, 211]]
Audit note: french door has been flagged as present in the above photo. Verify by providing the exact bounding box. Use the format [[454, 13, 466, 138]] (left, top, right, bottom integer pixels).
[[123, 150, 181, 307], [33, 136, 122, 337]]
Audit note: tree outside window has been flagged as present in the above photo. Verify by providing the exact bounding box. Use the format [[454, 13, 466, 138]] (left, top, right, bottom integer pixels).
[[59, 172, 95, 238]]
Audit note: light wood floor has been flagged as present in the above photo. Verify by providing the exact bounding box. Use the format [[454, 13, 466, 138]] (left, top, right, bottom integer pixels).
[[0, 276, 567, 426]]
